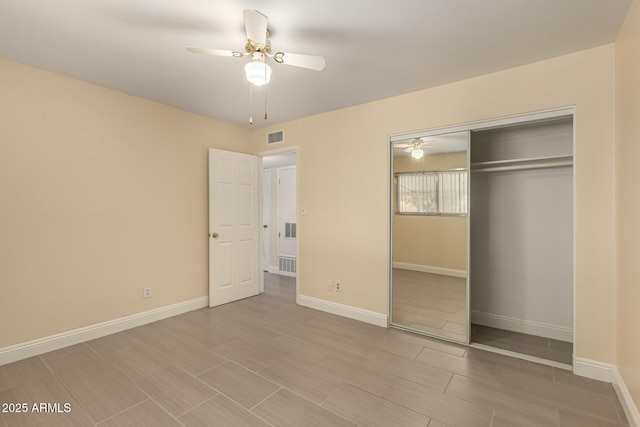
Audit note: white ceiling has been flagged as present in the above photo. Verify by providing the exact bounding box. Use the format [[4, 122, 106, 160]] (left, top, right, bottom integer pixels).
[[0, 0, 631, 129]]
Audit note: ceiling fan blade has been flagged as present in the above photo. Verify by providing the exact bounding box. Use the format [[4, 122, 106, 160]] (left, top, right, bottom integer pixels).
[[403, 147, 414, 153], [244, 9, 267, 45], [186, 46, 243, 57], [275, 52, 326, 71]]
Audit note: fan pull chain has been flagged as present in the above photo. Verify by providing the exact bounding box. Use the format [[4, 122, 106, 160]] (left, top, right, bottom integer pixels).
[[264, 83, 268, 120]]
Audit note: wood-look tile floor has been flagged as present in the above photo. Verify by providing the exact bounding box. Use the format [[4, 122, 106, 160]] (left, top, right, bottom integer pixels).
[[471, 324, 574, 365], [392, 269, 468, 342], [0, 273, 628, 426]]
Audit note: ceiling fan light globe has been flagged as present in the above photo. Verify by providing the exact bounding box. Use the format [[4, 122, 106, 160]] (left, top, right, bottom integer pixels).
[[245, 61, 272, 86], [411, 149, 424, 160]]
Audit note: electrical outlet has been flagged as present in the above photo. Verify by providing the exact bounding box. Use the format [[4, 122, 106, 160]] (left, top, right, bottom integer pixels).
[[143, 287, 151, 298], [327, 280, 333, 291], [335, 281, 342, 292]]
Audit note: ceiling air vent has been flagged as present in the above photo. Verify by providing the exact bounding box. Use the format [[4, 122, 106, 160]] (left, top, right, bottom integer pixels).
[[267, 130, 284, 145]]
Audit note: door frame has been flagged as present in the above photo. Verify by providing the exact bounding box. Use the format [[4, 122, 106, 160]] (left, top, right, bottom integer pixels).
[[256, 146, 299, 297]]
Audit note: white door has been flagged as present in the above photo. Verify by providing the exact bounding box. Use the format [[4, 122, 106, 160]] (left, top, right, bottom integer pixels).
[[208, 149, 260, 307], [277, 166, 297, 258]]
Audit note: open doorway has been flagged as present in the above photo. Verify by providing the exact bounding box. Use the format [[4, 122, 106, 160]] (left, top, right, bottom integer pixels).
[[261, 150, 298, 287]]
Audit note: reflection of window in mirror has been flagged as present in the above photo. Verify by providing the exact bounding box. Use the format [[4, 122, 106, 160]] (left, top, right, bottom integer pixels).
[[395, 170, 467, 215]]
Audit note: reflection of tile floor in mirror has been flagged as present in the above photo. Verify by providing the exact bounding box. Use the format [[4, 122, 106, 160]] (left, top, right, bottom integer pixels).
[[391, 269, 467, 342]]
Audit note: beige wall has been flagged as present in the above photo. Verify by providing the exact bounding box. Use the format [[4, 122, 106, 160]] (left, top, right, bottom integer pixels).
[[393, 152, 467, 271], [615, 0, 640, 408], [250, 44, 616, 363], [0, 58, 251, 347]]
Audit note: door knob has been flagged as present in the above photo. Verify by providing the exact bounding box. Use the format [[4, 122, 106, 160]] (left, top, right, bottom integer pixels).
[[211, 232, 219, 238]]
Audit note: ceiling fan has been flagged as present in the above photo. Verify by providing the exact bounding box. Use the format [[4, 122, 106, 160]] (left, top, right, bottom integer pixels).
[[186, 9, 326, 86]]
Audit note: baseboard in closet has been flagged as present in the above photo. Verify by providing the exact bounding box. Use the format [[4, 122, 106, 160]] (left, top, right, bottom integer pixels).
[[471, 310, 573, 342]]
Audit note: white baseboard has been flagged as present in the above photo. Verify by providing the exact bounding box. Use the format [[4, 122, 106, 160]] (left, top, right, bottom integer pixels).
[[471, 310, 573, 342], [393, 262, 467, 278], [0, 296, 209, 366], [613, 366, 640, 427], [574, 357, 615, 382], [574, 358, 640, 427], [297, 295, 388, 328]]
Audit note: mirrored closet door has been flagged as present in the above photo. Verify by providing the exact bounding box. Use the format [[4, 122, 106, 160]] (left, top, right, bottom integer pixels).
[[390, 130, 470, 343]]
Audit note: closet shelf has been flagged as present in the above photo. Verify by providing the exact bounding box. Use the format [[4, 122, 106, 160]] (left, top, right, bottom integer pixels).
[[471, 155, 573, 173]]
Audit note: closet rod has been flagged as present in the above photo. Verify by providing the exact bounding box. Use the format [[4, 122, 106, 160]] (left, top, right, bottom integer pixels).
[[471, 161, 573, 173]]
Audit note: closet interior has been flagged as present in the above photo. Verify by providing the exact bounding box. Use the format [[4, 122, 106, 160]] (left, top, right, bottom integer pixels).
[[469, 117, 574, 365]]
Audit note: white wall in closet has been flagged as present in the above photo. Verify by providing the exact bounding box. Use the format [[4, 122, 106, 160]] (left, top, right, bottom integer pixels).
[[470, 119, 574, 341]]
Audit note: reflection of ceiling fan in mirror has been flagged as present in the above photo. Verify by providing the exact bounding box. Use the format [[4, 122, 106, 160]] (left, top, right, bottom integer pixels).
[[395, 138, 436, 159], [186, 9, 326, 87]]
